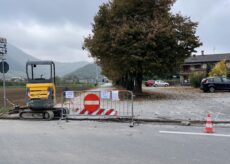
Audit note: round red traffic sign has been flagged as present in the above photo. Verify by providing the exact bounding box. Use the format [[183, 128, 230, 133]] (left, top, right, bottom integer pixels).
[[84, 93, 100, 113]]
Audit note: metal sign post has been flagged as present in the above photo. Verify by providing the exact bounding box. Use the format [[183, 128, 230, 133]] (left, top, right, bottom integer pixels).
[[2, 59, 6, 109], [0, 37, 7, 110]]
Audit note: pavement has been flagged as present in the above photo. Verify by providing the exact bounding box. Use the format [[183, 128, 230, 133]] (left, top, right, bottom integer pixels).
[[0, 120, 230, 164], [3, 83, 230, 124], [137, 86, 230, 122], [99, 83, 230, 123]]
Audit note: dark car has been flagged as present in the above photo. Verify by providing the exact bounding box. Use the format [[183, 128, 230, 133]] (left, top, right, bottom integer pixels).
[[144, 80, 155, 87], [200, 76, 230, 92]]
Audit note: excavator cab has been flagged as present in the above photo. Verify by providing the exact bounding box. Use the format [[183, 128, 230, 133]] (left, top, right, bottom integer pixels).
[[10, 60, 68, 120], [26, 61, 56, 109]]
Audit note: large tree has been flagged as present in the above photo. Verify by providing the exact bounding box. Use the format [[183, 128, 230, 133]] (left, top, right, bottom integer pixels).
[[84, 0, 202, 93]]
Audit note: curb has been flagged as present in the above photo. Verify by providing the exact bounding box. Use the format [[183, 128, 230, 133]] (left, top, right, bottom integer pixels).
[[132, 118, 230, 125], [1, 116, 230, 125]]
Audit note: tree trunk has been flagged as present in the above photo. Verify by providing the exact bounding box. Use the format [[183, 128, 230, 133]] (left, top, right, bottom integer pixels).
[[134, 61, 143, 94], [124, 73, 132, 91], [127, 78, 134, 91], [134, 72, 143, 94], [121, 76, 125, 88]]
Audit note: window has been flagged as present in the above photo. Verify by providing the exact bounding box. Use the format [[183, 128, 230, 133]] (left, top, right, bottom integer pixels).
[[202, 64, 207, 69], [27, 64, 51, 81], [208, 78, 214, 82], [194, 65, 201, 69], [214, 77, 222, 83], [222, 77, 230, 83]]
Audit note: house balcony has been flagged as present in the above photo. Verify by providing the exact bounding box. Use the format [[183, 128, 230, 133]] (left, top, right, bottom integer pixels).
[[180, 68, 206, 75]]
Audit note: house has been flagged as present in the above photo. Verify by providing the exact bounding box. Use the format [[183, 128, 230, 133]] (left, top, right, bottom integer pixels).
[[180, 52, 230, 84]]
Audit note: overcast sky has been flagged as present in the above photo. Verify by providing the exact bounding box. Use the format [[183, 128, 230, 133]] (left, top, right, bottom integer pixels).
[[0, 0, 230, 62]]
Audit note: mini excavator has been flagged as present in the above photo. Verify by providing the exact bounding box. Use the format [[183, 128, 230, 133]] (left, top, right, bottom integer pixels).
[[12, 61, 68, 120]]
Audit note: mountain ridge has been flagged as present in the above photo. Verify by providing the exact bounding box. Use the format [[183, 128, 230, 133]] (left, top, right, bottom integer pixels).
[[65, 63, 103, 82], [4, 44, 89, 78]]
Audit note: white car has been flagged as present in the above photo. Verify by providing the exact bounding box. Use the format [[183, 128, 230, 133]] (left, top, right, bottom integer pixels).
[[154, 80, 169, 87]]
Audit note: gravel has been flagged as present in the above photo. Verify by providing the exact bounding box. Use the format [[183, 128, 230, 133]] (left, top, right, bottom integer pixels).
[[135, 86, 230, 121]]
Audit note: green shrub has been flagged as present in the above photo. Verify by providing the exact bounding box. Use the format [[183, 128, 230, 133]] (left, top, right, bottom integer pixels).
[[0, 80, 26, 87], [189, 72, 206, 88], [209, 60, 227, 77], [227, 70, 230, 78]]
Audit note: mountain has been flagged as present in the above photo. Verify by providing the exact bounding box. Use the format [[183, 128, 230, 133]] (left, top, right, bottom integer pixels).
[[6, 44, 38, 77], [4, 44, 89, 78], [55, 61, 89, 77], [65, 63, 104, 81]]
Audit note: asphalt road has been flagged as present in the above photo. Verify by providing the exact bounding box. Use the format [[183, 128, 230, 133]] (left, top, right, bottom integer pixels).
[[0, 120, 230, 164]]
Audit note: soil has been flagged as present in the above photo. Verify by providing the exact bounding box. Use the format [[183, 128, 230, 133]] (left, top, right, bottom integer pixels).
[[0, 86, 94, 109]]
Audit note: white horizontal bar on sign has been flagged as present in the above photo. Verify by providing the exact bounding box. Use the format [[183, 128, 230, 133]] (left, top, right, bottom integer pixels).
[[84, 100, 100, 105]]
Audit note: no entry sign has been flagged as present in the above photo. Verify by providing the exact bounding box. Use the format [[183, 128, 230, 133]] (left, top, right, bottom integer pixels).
[[84, 93, 100, 113]]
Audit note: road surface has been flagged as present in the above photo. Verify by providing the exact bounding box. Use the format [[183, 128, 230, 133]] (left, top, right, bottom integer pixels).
[[0, 120, 230, 164]]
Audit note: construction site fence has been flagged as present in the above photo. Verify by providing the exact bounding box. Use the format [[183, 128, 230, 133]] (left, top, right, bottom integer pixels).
[[61, 90, 134, 120]]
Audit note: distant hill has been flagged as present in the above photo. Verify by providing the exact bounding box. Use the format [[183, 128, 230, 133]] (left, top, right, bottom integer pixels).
[[6, 44, 38, 77], [65, 63, 104, 82], [4, 44, 89, 78], [55, 61, 89, 77]]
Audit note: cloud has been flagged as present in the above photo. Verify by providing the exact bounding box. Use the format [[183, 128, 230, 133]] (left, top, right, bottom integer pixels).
[[0, 0, 108, 28], [173, 0, 230, 54], [0, 0, 230, 62], [27, 48, 91, 63], [0, 0, 108, 62], [0, 20, 92, 62]]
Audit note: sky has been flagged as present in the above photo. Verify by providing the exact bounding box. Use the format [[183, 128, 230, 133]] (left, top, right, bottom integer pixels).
[[0, 0, 230, 62]]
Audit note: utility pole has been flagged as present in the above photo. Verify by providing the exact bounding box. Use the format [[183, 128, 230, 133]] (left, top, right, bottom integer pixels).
[[2, 59, 6, 108]]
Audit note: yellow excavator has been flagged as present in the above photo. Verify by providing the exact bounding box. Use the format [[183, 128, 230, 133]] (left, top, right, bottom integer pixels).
[[12, 60, 68, 120]]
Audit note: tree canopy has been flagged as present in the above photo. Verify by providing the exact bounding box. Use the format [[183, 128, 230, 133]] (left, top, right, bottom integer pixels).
[[84, 0, 202, 93], [209, 60, 227, 77]]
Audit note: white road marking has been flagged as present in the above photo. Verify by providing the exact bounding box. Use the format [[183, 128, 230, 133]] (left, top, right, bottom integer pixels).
[[159, 130, 230, 138]]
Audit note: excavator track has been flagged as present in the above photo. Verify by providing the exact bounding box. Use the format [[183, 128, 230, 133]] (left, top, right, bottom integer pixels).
[[18, 108, 69, 120]]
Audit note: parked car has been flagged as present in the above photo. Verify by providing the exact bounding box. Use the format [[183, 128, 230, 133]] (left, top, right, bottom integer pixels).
[[200, 76, 230, 92], [144, 80, 155, 87], [154, 80, 169, 87]]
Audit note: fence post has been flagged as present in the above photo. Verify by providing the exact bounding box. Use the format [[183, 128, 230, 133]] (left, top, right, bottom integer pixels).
[[129, 91, 135, 127], [61, 91, 68, 122], [61, 91, 64, 120]]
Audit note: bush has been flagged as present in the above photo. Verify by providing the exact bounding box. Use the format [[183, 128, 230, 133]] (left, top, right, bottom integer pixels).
[[189, 72, 206, 88], [209, 60, 227, 77], [227, 70, 230, 78], [0, 80, 26, 87]]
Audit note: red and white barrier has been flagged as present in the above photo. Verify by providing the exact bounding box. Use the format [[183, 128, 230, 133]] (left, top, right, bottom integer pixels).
[[73, 108, 118, 116], [62, 90, 134, 119]]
